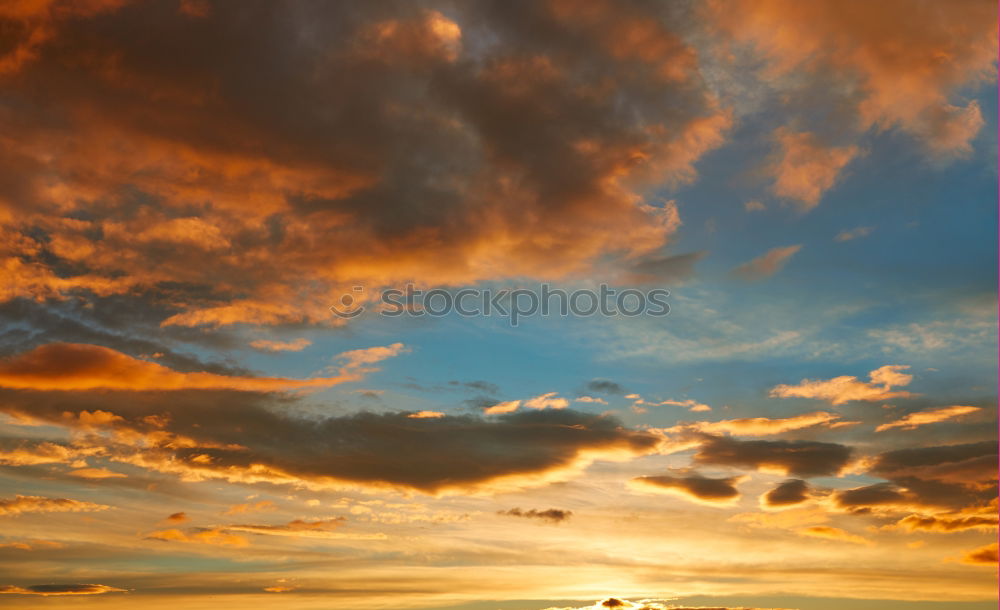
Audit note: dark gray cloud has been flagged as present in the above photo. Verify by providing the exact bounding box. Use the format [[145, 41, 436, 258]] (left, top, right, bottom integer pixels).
[[762, 479, 811, 507], [692, 435, 852, 478], [585, 379, 626, 396], [833, 441, 999, 513], [0, 583, 126, 595], [0, 390, 660, 493], [632, 470, 742, 502], [498, 508, 572, 523]]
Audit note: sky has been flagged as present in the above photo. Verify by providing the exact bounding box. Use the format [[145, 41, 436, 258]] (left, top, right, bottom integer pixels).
[[0, 1, 996, 609]]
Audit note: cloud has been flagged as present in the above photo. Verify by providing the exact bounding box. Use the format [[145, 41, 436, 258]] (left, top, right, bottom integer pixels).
[[408, 410, 446, 419], [835, 226, 874, 242], [961, 543, 998, 566], [586, 380, 626, 395], [868, 441, 998, 486], [0, 0, 731, 325], [484, 392, 569, 415], [762, 479, 812, 508], [484, 400, 521, 415], [498, 508, 572, 523], [0, 343, 360, 391], [223, 501, 277, 516], [575, 396, 608, 405], [680, 411, 840, 436], [767, 130, 859, 208], [875, 405, 981, 432], [524, 392, 570, 410], [769, 365, 915, 405], [541, 599, 786, 610], [69, 467, 126, 479], [146, 527, 248, 547], [165, 512, 189, 523], [334, 343, 409, 372], [658, 399, 712, 413], [0, 495, 109, 516], [630, 470, 745, 506], [733, 245, 801, 279], [249, 338, 312, 352], [887, 514, 998, 533], [744, 200, 766, 212], [729, 507, 830, 530], [0, 441, 85, 466], [225, 518, 351, 539], [692, 435, 852, 477], [0, 584, 126, 596], [0, 391, 662, 494], [796, 525, 871, 546], [834, 442, 998, 514], [708, 0, 996, 157]]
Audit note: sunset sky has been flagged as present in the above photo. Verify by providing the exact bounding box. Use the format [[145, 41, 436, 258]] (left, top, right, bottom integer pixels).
[[0, 1, 997, 609]]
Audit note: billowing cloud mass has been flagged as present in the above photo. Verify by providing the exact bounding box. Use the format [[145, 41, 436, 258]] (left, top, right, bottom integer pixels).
[[762, 479, 812, 508], [733, 245, 801, 279], [875, 405, 981, 432], [630, 470, 745, 505], [0, 584, 126, 596], [0, 495, 109, 516], [0, 0, 733, 327], [692, 436, 852, 477], [769, 365, 915, 405]]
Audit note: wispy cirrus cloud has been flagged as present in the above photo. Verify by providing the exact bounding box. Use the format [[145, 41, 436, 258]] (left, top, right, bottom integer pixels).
[[876, 405, 981, 432], [733, 245, 802, 279]]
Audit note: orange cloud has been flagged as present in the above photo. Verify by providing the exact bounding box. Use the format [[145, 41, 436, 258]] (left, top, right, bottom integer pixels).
[[249, 338, 312, 352], [796, 525, 872, 546], [888, 514, 998, 533], [164, 512, 189, 524], [770, 365, 915, 405], [767, 129, 859, 208], [484, 400, 521, 415], [68, 467, 126, 480], [0, 343, 359, 391], [0, 495, 109, 516], [223, 501, 277, 516], [961, 542, 998, 565], [0, 1, 731, 326], [408, 411, 446, 419], [0, 442, 83, 466], [708, 0, 997, 157], [876, 405, 981, 432], [733, 245, 801, 279], [146, 527, 248, 547], [681, 411, 841, 437]]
